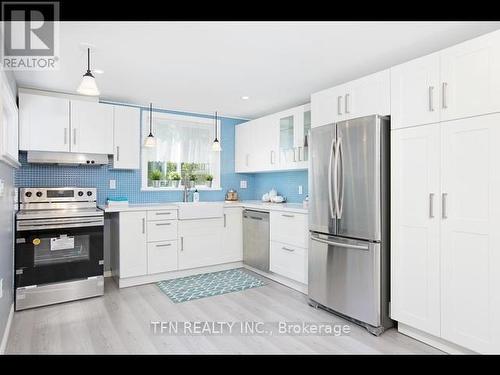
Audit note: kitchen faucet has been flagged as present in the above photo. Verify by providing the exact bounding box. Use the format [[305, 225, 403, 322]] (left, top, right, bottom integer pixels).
[[183, 180, 192, 202]]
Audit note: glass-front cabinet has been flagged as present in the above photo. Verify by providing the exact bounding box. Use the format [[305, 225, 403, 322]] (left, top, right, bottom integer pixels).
[[277, 103, 310, 170]]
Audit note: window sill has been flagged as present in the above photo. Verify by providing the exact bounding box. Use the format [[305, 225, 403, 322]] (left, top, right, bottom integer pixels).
[[141, 186, 222, 192]]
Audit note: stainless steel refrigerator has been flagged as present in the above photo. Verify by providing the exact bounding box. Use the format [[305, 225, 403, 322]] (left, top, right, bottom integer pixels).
[[308, 114, 392, 335]]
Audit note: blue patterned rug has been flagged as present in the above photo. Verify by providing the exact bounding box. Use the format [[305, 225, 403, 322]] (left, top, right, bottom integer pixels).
[[156, 268, 266, 303]]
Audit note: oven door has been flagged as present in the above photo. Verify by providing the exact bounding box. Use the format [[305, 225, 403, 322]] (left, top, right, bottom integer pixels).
[[15, 218, 104, 287]]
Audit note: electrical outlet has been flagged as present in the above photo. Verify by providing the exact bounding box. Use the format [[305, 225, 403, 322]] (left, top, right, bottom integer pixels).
[[298, 185, 303, 195], [109, 180, 116, 189], [240, 180, 247, 189], [0, 179, 4, 197]]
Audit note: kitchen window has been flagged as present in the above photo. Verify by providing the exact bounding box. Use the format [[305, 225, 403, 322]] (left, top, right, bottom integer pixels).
[[141, 111, 221, 190]]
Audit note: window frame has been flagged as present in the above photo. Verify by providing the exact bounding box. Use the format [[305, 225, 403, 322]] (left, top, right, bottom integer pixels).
[[140, 110, 221, 191]]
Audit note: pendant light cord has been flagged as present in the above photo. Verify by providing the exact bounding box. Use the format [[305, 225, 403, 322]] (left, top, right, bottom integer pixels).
[[215, 111, 218, 139], [149, 103, 153, 134], [87, 48, 91, 73]]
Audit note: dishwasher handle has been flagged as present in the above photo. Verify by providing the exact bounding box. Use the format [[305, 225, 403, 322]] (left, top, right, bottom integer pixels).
[[243, 210, 269, 222]]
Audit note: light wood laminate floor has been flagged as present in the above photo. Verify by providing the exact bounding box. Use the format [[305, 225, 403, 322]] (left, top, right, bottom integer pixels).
[[6, 271, 442, 354]]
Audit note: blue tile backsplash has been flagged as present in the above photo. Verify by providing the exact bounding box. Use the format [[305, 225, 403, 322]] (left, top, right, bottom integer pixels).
[[15, 105, 308, 204]]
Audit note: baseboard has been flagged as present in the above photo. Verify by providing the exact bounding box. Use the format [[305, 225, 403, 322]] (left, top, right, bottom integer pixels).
[[117, 261, 244, 288], [242, 264, 308, 294], [0, 304, 14, 355], [398, 322, 475, 354]]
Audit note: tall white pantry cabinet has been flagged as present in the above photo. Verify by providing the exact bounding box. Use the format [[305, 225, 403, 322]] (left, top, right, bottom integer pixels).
[[390, 29, 500, 354]]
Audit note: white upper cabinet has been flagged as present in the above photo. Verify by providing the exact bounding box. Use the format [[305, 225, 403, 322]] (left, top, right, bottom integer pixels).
[[0, 72, 19, 167], [112, 105, 140, 169], [391, 53, 441, 129], [440, 114, 500, 354], [19, 92, 70, 152], [70, 100, 114, 154], [235, 120, 254, 173], [344, 69, 390, 120], [391, 30, 500, 129], [311, 84, 346, 128], [311, 69, 390, 129], [390, 124, 441, 336], [440, 30, 500, 122]]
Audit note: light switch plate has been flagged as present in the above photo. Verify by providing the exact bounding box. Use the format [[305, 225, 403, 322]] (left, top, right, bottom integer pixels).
[[298, 185, 303, 195], [109, 180, 116, 189], [240, 180, 247, 189], [0, 278, 3, 299], [0, 179, 4, 197]]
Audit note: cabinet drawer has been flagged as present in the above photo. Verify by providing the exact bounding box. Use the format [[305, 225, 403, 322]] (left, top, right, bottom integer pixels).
[[270, 241, 307, 284], [270, 211, 308, 248], [147, 209, 178, 221], [147, 220, 178, 242], [147, 240, 178, 274]]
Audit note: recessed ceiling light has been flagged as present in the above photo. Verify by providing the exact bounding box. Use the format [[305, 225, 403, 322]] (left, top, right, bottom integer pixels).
[[241, 96, 250, 100]]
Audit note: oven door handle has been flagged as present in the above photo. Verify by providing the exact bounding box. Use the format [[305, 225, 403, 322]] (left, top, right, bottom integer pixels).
[[17, 218, 104, 231]]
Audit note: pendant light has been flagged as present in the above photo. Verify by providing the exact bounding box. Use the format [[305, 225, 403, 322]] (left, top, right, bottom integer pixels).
[[212, 111, 222, 152], [77, 48, 100, 96], [143, 103, 156, 148]]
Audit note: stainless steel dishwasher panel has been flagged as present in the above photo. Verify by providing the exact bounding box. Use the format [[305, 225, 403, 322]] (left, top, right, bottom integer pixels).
[[243, 210, 270, 272]]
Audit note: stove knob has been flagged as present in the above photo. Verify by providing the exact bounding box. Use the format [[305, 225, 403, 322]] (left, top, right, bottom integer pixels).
[[36, 191, 43, 197], [87, 191, 93, 196], [25, 191, 32, 197], [78, 191, 84, 197]]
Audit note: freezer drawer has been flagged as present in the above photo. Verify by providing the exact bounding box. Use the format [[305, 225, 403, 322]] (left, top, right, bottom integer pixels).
[[308, 232, 381, 327]]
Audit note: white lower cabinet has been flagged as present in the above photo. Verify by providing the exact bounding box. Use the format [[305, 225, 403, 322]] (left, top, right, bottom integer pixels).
[[268, 211, 308, 284], [178, 218, 224, 269], [221, 207, 243, 263], [118, 211, 148, 278], [391, 113, 500, 354], [147, 240, 178, 274], [270, 241, 307, 284]]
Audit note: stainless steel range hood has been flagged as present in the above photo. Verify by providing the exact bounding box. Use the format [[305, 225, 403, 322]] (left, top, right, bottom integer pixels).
[[27, 151, 109, 166]]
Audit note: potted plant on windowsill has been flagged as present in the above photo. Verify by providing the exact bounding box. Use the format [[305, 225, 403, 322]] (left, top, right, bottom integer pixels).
[[150, 169, 163, 188], [205, 174, 213, 188], [188, 174, 197, 188], [168, 171, 181, 188]]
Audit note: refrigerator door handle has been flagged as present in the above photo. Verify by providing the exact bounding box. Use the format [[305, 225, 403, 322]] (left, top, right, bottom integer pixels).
[[338, 136, 345, 219], [333, 137, 341, 217], [310, 235, 369, 251], [327, 137, 336, 219]]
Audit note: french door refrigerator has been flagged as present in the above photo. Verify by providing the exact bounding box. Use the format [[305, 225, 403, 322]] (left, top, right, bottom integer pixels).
[[308, 114, 392, 335]]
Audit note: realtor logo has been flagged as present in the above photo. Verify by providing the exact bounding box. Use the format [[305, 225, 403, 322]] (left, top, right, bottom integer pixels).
[[1, 1, 60, 70]]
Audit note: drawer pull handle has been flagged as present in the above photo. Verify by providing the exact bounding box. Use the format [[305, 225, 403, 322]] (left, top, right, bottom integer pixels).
[[282, 247, 295, 252], [281, 214, 294, 218], [155, 222, 171, 226], [156, 243, 172, 247], [156, 212, 172, 215]]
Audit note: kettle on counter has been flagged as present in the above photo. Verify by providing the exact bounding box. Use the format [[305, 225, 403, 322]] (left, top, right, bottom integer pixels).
[[225, 189, 239, 202]]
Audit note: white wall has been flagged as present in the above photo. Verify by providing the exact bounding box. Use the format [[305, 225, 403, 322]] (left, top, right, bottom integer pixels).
[[0, 68, 17, 350]]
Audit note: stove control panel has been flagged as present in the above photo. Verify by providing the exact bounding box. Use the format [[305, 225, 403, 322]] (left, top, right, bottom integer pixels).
[[20, 188, 97, 203]]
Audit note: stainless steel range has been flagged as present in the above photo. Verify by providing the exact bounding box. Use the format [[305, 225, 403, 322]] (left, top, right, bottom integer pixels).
[[15, 187, 104, 311]]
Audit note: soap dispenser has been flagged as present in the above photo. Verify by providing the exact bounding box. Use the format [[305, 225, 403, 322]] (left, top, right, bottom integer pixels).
[[193, 189, 200, 202]]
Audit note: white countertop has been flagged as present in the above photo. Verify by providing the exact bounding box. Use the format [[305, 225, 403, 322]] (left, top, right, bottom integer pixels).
[[99, 200, 308, 214]]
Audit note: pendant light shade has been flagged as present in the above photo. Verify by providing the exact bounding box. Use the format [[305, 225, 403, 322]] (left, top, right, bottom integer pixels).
[[77, 48, 100, 96], [212, 111, 222, 152], [144, 103, 156, 148]]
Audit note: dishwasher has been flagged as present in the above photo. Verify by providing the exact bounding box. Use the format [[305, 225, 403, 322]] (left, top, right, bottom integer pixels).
[[243, 209, 270, 272]]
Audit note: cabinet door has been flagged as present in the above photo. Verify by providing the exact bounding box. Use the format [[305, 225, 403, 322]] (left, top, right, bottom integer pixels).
[[390, 124, 441, 336], [220, 208, 243, 263], [391, 53, 441, 129], [440, 30, 500, 122], [19, 93, 70, 152], [70, 101, 114, 154], [253, 116, 279, 172], [1, 75, 19, 166], [235, 121, 252, 173], [148, 240, 178, 274], [311, 84, 346, 128], [119, 211, 147, 278], [345, 69, 390, 120], [270, 241, 307, 284], [278, 110, 297, 169], [440, 114, 500, 353], [178, 218, 223, 269], [113, 106, 140, 169]]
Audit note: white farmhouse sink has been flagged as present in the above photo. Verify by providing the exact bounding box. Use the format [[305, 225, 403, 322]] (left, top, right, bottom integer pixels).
[[176, 202, 224, 220]]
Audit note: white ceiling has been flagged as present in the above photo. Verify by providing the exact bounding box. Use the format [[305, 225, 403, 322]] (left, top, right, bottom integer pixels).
[[13, 21, 500, 119]]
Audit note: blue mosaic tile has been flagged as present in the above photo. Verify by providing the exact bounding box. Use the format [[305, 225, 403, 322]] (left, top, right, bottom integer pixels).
[[157, 268, 266, 303]]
